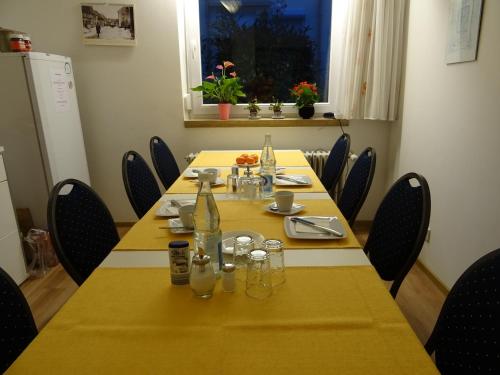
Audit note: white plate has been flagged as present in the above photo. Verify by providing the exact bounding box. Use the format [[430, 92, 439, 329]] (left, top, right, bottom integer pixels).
[[166, 218, 194, 234], [193, 177, 225, 187], [221, 230, 265, 254], [265, 202, 305, 216], [284, 216, 346, 239], [235, 163, 259, 168], [155, 200, 196, 217], [184, 168, 220, 178], [275, 175, 312, 186]]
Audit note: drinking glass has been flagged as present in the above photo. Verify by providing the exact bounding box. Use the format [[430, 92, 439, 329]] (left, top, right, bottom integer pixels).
[[233, 235, 254, 268], [263, 239, 285, 286], [246, 249, 272, 299]]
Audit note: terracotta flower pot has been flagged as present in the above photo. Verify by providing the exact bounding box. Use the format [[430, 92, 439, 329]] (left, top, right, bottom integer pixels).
[[299, 105, 314, 119], [218, 103, 232, 120]]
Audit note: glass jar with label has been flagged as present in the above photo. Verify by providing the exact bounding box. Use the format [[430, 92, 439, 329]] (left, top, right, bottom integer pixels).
[[9, 34, 25, 52]]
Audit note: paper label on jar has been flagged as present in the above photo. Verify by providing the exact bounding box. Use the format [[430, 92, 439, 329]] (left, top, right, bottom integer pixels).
[[169, 247, 190, 284]]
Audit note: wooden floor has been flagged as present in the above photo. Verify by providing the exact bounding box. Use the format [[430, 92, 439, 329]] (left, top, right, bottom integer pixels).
[[20, 223, 446, 344]]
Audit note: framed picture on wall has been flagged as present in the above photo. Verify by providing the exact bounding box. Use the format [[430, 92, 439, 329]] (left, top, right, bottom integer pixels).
[[81, 3, 136, 46], [445, 0, 483, 64]]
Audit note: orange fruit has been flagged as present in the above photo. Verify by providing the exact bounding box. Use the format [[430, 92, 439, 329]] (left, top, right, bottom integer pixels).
[[250, 154, 259, 162], [236, 156, 246, 164]]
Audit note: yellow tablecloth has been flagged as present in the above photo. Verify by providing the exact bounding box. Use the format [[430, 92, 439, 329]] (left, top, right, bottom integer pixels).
[[168, 168, 326, 194], [7, 267, 438, 374], [114, 199, 360, 251], [189, 150, 310, 167]]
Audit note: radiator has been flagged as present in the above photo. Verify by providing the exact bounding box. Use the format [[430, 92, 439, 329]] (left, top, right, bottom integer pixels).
[[303, 149, 330, 179]]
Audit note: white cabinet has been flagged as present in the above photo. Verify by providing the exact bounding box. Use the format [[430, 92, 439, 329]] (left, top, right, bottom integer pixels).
[[0, 148, 28, 284]]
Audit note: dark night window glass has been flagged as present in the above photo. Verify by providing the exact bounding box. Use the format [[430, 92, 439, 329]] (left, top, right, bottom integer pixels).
[[199, 0, 332, 104]]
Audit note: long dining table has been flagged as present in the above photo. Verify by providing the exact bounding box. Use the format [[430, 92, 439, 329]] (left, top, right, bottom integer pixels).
[[7, 149, 438, 374]]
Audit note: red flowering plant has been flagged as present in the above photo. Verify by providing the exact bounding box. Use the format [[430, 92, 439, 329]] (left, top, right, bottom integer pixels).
[[192, 61, 246, 104], [290, 81, 319, 108]]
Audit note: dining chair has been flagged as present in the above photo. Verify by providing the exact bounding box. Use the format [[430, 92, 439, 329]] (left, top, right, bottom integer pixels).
[[337, 147, 376, 226], [0, 266, 38, 373], [122, 150, 162, 219], [149, 136, 180, 190], [320, 133, 350, 197], [364, 172, 431, 297], [425, 248, 500, 374], [47, 179, 120, 286]]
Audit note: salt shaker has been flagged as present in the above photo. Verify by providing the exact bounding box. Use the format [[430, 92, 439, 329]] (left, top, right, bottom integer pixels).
[[189, 254, 216, 298], [226, 166, 239, 196], [222, 263, 236, 292]]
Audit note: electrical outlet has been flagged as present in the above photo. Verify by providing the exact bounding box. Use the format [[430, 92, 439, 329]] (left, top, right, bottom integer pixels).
[[425, 228, 431, 243]]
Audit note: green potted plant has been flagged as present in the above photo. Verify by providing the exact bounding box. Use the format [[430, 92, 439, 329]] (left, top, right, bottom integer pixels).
[[290, 81, 319, 119], [269, 97, 284, 119], [192, 61, 246, 120], [245, 97, 261, 119]]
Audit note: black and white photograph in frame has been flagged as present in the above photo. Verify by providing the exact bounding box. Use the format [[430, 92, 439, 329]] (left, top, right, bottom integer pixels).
[[81, 3, 136, 46], [445, 0, 483, 64]]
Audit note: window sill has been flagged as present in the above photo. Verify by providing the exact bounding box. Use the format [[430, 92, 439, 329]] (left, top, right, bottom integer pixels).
[[184, 118, 347, 128]]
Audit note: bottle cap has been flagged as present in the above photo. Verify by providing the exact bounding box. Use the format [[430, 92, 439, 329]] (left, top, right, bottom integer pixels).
[[169, 240, 189, 249], [222, 263, 236, 273]]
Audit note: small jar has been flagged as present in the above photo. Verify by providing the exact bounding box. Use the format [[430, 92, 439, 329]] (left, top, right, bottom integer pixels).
[[23, 36, 32, 51], [168, 240, 190, 285], [238, 169, 262, 200], [190, 254, 216, 298], [222, 263, 236, 292], [9, 34, 25, 52]]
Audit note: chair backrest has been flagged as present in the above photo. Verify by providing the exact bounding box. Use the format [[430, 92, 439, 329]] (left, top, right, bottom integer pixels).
[[149, 136, 180, 190], [0, 267, 37, 373], [47, 179, 119, 286], [321, 133, 351, 193], [425, 248, 500, 374], [364, 172, 431, 297], [122, 150, 162, 218], [338, 147, 376, 226]]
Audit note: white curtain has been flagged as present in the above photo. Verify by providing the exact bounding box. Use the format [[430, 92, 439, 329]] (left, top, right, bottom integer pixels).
[[331, 0, 406, 121]]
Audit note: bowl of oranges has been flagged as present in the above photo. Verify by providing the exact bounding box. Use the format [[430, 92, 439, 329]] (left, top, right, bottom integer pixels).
[[235, 153, 260, 167]]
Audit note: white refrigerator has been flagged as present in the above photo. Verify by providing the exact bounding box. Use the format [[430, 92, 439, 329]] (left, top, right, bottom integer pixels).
[[0, 52, 90, 229]]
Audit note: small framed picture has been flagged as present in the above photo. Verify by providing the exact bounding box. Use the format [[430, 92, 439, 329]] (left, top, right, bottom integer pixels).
[[81, 3, 136, 46], [445, 0, 483, 64]]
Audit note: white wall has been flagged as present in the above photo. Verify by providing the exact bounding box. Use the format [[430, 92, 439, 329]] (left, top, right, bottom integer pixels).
[[0, 0, 390, 222], [388, 0, 500, 288]]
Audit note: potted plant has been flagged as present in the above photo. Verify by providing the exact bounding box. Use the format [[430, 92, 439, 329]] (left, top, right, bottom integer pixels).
[[290, 81, 319, 119], [269, 97, 283, 119], [192, 60, 246, 120], [245, 97, 261, 119]]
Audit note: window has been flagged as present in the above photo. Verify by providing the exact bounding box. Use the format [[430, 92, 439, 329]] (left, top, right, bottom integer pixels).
[[182, 0, 335, 116]]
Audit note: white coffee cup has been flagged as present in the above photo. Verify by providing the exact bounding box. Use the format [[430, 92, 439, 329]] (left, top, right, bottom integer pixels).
[[203, 168, 218, 184], [275, 191, 294, 212], [178, 204, 195, 229]]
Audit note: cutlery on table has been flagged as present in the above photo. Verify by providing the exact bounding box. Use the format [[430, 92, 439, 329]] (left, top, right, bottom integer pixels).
[[290, 217, 343, 237], [275, 175, 308, 185]]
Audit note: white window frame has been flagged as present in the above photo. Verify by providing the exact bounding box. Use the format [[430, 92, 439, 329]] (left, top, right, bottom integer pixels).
[[180, 0, 336, 118]]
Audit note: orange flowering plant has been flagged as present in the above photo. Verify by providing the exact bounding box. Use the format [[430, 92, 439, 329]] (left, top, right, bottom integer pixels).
[[192, 61, 246, 104], [290, 81, 319, 108]]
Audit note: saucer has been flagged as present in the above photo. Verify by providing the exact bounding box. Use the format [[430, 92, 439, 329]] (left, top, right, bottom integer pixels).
[[167, 218, 194, 234], [265, 202, 305, 216]]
